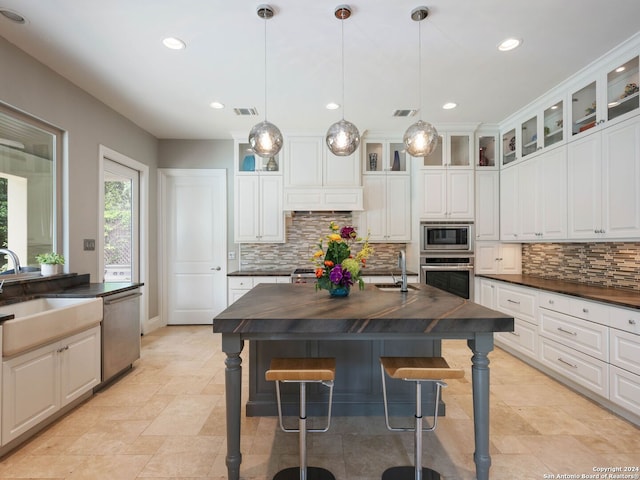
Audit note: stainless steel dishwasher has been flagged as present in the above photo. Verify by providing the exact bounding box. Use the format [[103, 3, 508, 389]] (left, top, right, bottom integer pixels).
[[101, 289, 141, 383]]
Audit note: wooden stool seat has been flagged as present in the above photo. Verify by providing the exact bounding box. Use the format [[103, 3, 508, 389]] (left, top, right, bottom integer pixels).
[[380, 356, 464, 381], [266, 358, 336, 382]]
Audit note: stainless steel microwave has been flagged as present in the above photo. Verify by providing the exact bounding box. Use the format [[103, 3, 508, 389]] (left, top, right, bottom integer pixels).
[[420, 222, 474, 252]]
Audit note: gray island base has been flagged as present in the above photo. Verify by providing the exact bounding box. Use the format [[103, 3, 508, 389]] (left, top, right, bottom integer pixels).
[[213, 283, 514, 480]]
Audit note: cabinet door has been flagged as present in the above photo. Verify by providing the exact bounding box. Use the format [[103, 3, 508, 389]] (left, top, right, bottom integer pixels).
[[499, 244, 522, 274], [475, 243, 500, 274], [420, 170, 447, 218], [540, 146, 568, 239], [285, 136, 323, 187], [362, 175, 386, 240], [2, 343, 59, 443], [518, 159, 541, 240], [475, 171, 499, 241], [478, 279, 496, 308], [500, 167, 519, 240], [602, 117, 640, 238], [235, 176, 260, 241], [325, 150, 359, 186], [568, 132, 603, 238], [258, 176, 284, 242], [60, 326, 101, 407], [447, 170, 474, 219], [385, 175, 411, 241]]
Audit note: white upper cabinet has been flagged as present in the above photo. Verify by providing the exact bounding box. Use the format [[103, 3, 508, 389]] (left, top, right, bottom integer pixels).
[[359, 175, 411, 242], [475, 170, 499, 241], [421, 132, 474, 169], [235, 139, 281, 174], [420, 169, 474, 220], [362, 137, 408, 173], [568, 115, 640, 239], [235, 175, 284, 243]]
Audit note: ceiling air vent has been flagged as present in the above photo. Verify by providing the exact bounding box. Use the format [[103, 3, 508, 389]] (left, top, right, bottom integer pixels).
[[393, 109, 418, 117], [233, 108, 259, 116]]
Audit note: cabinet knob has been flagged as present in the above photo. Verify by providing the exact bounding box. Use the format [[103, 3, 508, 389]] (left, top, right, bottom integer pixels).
[[549, 300, 554, 304], [212, 266, 221, 271], [629, 319, 637, 325], [582, 308, 589, 313]]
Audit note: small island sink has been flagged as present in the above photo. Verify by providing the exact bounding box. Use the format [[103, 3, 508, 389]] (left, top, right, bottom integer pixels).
[[374, 284, 419, 292], [1, 297, 103, 357]]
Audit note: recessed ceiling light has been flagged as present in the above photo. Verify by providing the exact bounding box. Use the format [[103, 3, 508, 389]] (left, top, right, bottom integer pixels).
[[210, 101, 225, 109], [326, 102, 340, 110], [498, 38, 522, 52], [442, 102, 457, 110], [0, 8, 27, 24], [616, 66, 626, 73], [162, 37, 186, 50]]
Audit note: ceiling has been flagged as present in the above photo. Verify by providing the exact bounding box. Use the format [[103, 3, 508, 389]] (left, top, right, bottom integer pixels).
[[2, 0, 640, 140]]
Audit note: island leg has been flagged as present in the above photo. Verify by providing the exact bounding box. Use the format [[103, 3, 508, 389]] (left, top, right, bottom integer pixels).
[[222, 334, 244, 480], [467, 333, 493, 480]]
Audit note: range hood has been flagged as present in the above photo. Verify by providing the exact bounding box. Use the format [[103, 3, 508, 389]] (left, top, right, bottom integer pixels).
[[283, 186, 363, 211]]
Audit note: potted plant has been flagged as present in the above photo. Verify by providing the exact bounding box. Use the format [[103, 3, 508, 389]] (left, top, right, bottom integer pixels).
[[35, 252, 65, 276]]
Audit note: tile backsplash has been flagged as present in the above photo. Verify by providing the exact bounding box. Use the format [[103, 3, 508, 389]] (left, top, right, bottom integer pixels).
[[239, 212, 403, 271], [522, 242, 640, 291]]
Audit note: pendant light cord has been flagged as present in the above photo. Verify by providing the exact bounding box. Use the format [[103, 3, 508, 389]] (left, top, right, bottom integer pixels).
[[341, 15, 346, 121], [263, 14, 268, 122], [418, 17, 423, 122]]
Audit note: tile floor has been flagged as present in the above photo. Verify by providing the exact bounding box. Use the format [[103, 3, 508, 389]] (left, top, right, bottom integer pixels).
[[0, 325, 637, 479]]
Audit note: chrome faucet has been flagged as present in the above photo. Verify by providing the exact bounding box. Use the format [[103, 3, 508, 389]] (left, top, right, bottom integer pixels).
[[398, 249, 408, 293], [0, 248, 21, 275]]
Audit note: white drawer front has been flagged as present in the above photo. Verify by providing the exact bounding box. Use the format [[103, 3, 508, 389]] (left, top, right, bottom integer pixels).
[[539, 337, 608, 397], [609, 365, 640, 417], [609, 306, 640, 335], [539, 309, 609, 361], [569, 298, 609, 326], [496, 318, 538, 359], [496, 285, 537, 323], [228, 277, 254, 289], [610, 329, 640, 375], [252, 276, 282, 285], [539, 291, 572, 315]]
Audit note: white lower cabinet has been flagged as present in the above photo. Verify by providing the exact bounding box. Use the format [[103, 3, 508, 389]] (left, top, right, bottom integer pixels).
[[495, 318, 538, 359], [609, 365, 640, 417], [2, 325, 101, 444], [228, 276, 290, 305]]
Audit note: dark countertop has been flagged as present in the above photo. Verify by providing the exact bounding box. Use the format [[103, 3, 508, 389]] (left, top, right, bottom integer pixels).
[[478, 274, 640, 310], [42, 282, 143, 298], [213, 283, 513, 335], [228, 268, 419, 277]]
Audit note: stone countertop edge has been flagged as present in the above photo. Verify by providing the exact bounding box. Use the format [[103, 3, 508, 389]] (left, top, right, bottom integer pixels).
[[477, 273, 640, 310], [0, 280, 143, 323], [228, 269, 419, 276]]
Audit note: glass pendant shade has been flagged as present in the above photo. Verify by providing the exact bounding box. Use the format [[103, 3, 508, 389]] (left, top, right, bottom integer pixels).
[[249, 120, 283, 158], [403, 119, 439, 157], [326, 119, 360, 156]]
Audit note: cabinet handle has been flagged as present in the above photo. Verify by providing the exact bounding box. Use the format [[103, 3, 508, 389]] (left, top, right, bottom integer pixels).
[[629, 319, 637, 325], [557, 326, 577, 336], [548, 300, 554, 305], [582, 308, 589, 314], [57, 345, 69, 353], [557, 357, 578, 369], [507, 299, 520, 305], [211, 266, 222, 271]]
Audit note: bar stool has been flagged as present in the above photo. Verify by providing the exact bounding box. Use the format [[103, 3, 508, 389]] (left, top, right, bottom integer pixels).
[[380, 356, 465, 480], [265, 357, 336, 480]]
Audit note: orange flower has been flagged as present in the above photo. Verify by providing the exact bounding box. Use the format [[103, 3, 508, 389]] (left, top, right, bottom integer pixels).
[[324, 260, 334, 267], [315, 268, 324, 278]]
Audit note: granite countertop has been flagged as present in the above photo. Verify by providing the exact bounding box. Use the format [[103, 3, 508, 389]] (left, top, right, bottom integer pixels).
[[228, 268, 419, 277], [478, 274, 640, 310], [214, 282, 513, 335]]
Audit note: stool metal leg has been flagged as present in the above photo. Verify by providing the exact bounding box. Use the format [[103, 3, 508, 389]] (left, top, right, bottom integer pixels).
[[300, 382, 307, 480]]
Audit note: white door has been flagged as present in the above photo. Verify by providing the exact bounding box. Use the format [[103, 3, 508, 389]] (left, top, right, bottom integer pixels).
[[160, 169, 227, 325]]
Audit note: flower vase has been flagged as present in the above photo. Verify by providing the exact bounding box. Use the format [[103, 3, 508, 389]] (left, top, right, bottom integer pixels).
[[330, 286, 350, 297], [392, 150, 401, 171]]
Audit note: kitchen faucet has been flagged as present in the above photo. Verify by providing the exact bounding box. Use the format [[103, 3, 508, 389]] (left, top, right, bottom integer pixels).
[[0, 248, 21, 275], [398, 249, 408, 293]]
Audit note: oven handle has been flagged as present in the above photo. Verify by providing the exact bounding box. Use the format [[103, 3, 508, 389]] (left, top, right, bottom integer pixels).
[[421, 265, 475, 271]]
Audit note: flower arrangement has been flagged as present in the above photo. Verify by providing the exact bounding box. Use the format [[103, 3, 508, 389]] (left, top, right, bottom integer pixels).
[[312, 222, 373, 295]]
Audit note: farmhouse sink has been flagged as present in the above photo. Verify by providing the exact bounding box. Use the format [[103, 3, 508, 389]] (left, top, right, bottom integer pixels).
[[1, 297, 103, 357], [374, 283, 419, 292]]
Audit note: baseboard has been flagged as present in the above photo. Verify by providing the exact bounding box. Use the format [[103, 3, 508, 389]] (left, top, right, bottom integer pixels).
[[142, 315, 164, 335]]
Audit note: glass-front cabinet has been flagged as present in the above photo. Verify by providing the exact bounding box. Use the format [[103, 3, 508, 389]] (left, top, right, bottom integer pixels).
[[572, 81, 598, 136], [521, 115, 538, 158], [363, 139, 408, 173], [544, 100, 564, 148], [236, 140, 280, 173], [607, 56, 639, 122], [502, 128, 516, 166], [477, 134, 497, 168], [421, 133, 472, 168]]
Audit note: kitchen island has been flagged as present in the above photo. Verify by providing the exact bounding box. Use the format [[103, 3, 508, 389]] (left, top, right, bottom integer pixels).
[[213, 282, 514, 480]]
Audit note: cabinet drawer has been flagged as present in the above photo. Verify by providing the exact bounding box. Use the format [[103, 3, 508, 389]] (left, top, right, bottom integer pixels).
[[569, 298, 609, 326], [609, 306, 640, 335], [539, 291, 572, 314], [609, 365, 640, 418], [610, 329, 640, 375], [539, 337, 608, 397], [495, 318, 538, 359], [228, 277, 254, 289], [496, 284, 537, 323], [252, 276, 283, 285], [539, 309, 608, 361]]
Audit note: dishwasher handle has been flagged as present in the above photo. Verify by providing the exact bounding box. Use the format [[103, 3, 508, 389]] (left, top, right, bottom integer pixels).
[[103, 291, 142, 306]]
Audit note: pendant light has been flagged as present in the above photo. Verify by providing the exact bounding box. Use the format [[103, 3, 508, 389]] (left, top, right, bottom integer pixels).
[[403, 6, 438, 157], [249, 4, 283, 158], [326, 5, 360, 157]]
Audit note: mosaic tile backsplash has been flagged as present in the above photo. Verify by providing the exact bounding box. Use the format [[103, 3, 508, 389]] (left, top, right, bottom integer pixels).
[[522, 242, 640, 291], [239, 212, 403, 271]]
